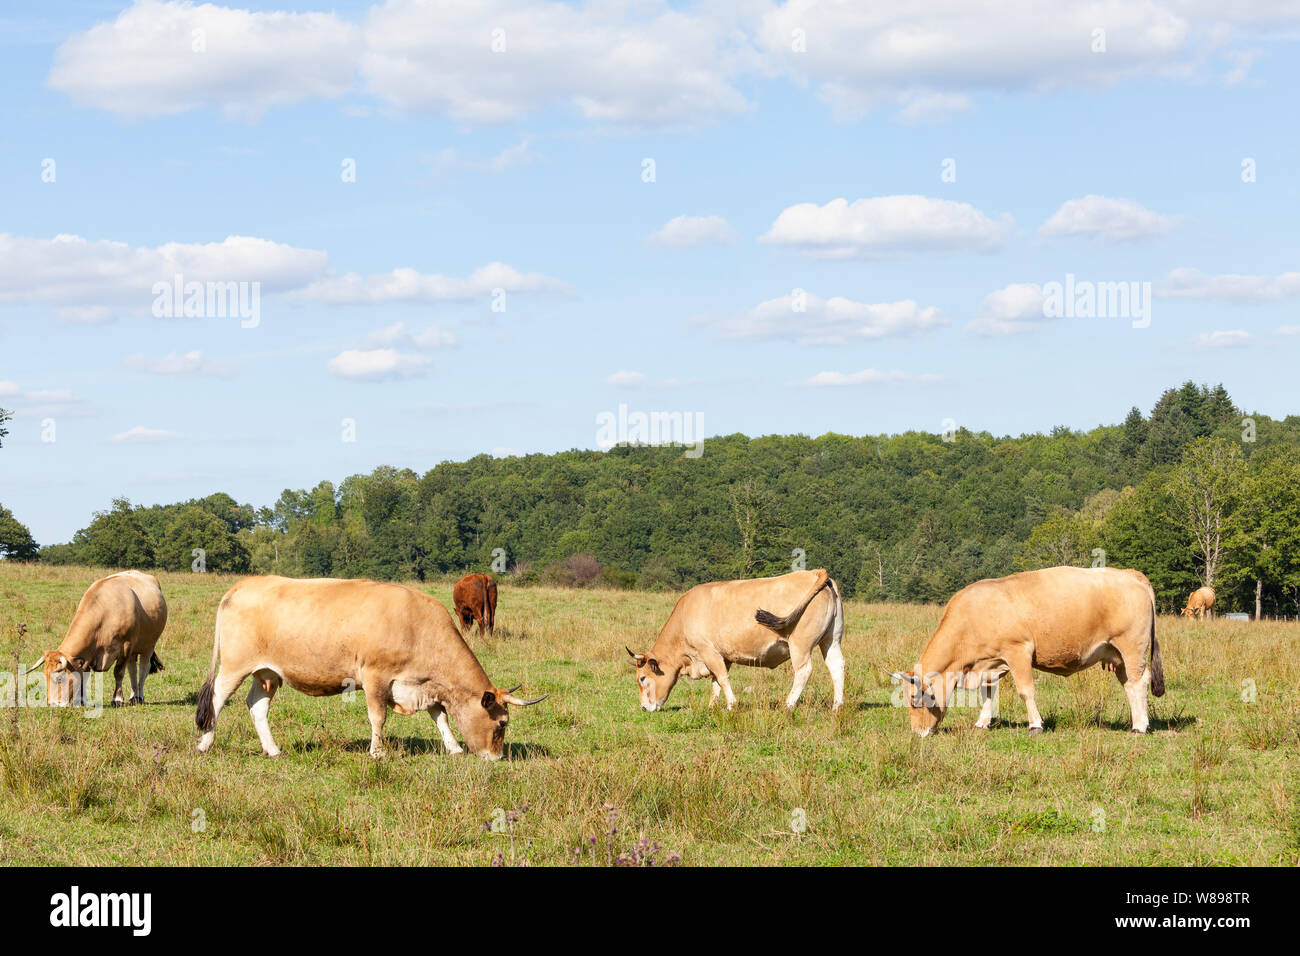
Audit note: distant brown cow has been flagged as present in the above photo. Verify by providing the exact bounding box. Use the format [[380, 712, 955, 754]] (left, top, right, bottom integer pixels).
[[1182, 586, 1215, 620], [454, 573, 497, 636]]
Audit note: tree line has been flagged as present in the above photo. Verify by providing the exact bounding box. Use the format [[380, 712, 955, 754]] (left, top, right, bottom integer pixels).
[[6, 382, 1300, 616]]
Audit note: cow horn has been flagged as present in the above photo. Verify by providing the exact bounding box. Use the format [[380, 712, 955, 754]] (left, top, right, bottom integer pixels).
[[505, 683, 523, 694], [503, 693, 548, 707], [626, 646, 640, 659], [886, 669, 919, 687], [26, 658, 45, 676]]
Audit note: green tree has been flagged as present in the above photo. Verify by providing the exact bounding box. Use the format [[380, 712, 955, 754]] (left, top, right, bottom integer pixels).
[[0, 503, 38, 560], [157, 505, 250, 573], [76, 498, 156, 568], [1165, 438, 1246, 588], [0, 407, 10, 448]]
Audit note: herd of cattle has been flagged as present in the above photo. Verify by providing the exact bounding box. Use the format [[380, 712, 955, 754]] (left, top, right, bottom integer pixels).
[[25, 564, 1216, 757]]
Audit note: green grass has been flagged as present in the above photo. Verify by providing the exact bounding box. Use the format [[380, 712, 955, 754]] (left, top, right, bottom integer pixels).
[[1, 563, 1297, 865]]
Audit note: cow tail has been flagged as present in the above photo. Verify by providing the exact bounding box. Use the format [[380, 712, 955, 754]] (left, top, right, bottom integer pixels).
[[755, 569, 831, 631], [149, 652, 165, 673], [195, 602, 224, 732], [1148, 605, 1165, 698]]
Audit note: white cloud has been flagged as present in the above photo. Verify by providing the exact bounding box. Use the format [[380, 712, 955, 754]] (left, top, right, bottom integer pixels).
[[1192, 329, 1252, 349], [365, 322, 458, 349], [49, 0, 360, 120], [326, 348, 433, 381], [124, 350, 240, 377], [1039, 195, 1181, 241], [1160, 268, 1300, 302], [606, 370, 647, 386], [292, 262, 570, 304], [56, 305, 116, 325], [805, 369, 942, 387], [111, 425, 183, 444], [756, 0, 1196, 122], [426, 136, 540, 184], [0, 381, 18, 397], [701, 292, 945, 344], [967, 282, 1051, 336], [1278, 325, 1300, 335], [0, 233, 328, 308], [647, 215, 736, 248], [895, 92, 972, 125], [761, 196, 1011, 258], [360, 0, 749, 126]]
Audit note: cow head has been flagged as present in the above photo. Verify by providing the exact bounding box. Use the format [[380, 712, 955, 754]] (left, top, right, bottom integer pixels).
[[1181, 606, 1195, 618], [890, 669, 946, 737], [31, 651, 90, 707], [627, 646, 679, 712], [455, 684, 547, 760]]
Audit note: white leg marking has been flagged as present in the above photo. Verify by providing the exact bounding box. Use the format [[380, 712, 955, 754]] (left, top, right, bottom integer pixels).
[[246, 680, 280, 758], [434, 707, 463, 754]]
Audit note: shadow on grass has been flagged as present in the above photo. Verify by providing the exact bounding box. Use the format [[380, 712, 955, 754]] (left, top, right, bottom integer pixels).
[[307, 737, 553, 759]]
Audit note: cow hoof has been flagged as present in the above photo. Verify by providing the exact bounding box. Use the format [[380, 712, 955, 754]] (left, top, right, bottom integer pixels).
[[111, 700, 124, 708], [263, 749, 281, 758], [1028, 726, 1043, 735], [1130, 728, 1148, 735]]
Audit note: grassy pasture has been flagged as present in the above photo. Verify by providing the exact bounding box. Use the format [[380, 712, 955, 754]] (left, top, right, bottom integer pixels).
[[0, 563, 1297, 866]]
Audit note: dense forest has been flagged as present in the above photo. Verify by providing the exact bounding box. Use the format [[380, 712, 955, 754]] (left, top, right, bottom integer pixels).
[[6, 382, 1300, 616]]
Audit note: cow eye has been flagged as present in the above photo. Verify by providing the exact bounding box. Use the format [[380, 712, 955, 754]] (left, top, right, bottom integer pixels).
[[638, 676, 647, 687]]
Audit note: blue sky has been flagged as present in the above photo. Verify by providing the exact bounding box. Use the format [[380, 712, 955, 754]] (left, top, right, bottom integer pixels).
[[2, 0, 1298, 544]]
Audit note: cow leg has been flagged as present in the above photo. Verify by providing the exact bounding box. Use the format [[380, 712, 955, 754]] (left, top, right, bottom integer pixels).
[[708, 663, 731, 708], [1113, 651, 1152, 733], [786, 643, 815, 710], [129, 653, 148, 705], [699, 648, 737, 710], [975, 676, 1001, 729], [364, 687, 389, 758], [111, 657, 127, 707], [196, 667, 251, 753], [818, 633, 846, 711], [246, 671, 282, 757], [431, 705, 464, 755], [1006, 655, 1043, 733]]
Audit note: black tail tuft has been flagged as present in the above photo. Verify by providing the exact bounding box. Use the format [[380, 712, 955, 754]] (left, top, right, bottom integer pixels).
[[195, 677, 216, 732], [1149, 628, 1165, 698], [149, 652, 165, 674], [755, 608, 789, 630]]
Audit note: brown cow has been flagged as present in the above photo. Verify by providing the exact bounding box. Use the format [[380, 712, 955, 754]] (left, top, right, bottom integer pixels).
[[453, 573, 497, 637], [890, 566, 1164, 736], [627, 569, 844, 712], [195, 576, 543, 759], [1182, 586, 1215, 620], [30, 570, 167, 708]]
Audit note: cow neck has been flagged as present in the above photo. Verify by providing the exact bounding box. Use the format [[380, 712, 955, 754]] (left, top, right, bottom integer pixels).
[[649, 623, 690, 673]]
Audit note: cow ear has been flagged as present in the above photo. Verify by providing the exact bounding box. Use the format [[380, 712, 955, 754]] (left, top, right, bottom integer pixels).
[[71, 658, 92, 672], [647, 658, 662, 675], [481, 690, 497, 710]]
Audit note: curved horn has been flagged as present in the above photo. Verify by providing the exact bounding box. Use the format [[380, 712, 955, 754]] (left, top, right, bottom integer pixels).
[[885, 669, 920, 687], [502, 692, 548, 707], [26, 658, 46, 676], [626, 646, 641, 659], [505, 683, 523, 694]]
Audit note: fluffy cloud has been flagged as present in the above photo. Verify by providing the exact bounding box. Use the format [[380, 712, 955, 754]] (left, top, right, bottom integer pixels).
[[0, 234, 328, 308], [326, 348, 433, 381], [756, 0, 1194, 121], [1160, 268, 1300, 302], [360, 0, 749, 125], [805, 369, 942, 386], [111, 425, 183, 443], [48, 0, 360, 120], [364, 322, 458, 349], [761, 196, 1011, 258], [292, 262, 570, 304], [605, 370, 646, 386], [647, 215, 736, 248], [1192, 329, 1252, 349], [124, 350, 240, 377], [701, 292, 945, 344], [1039, 196, 1181, 241], [967, 282, 1051, 336]]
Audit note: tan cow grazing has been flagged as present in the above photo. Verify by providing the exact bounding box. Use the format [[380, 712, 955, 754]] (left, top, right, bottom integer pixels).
[[890, 566, 1164, 736], [1182, 586, 1216, 620], [195, 576, 545, 760], [30, 570, 167, 708], [626, 568, 844, 713], [453, 572, 497, 637]]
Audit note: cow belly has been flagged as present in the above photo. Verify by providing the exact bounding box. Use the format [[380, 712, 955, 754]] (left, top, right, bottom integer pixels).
[[1032, 641, 1118, 676], [734, 639, 791, 669]]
